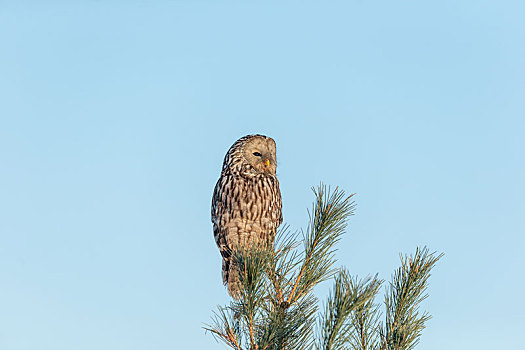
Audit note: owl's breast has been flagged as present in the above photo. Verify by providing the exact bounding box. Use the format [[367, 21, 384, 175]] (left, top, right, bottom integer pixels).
[[212, 173, 281, 228], [232, 175, 280, 222], [212, 169, 282, 254]]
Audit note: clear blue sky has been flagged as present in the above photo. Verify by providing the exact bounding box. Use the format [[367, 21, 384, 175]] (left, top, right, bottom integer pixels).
[[0, 1, 523, 349]]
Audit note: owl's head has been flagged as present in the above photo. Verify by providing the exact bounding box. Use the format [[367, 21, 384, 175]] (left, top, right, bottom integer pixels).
[[223, 134, 277, 175]]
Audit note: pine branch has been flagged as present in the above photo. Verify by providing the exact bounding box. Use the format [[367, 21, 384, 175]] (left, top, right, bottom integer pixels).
[[268, 226, 302, 306], [204, 306, 243, 350], [317, 269, 382, 350], [235, 248, 272, 350], [204, 184, 442, 350], [257, 293, 317, 350], [253, 225, 319, 350], [348, 275, 383, 350], [287, 185, 356, 304], [379, 247, 444, 350]]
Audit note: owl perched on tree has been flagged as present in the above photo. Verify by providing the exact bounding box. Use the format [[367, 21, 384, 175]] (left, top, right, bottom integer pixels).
[[211, 134, 283, 298]]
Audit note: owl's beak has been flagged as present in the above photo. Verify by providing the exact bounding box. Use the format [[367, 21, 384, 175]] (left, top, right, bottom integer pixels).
[[264, 159, 270, 167]]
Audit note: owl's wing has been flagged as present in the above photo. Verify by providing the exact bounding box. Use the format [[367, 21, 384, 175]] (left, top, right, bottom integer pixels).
[[268, 176, 283, 241], [211, 175, 232, 259], [275, 180, 283, 226]]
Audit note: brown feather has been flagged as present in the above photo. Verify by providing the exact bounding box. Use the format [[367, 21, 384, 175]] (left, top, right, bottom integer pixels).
[[211, 135, 282, 298]]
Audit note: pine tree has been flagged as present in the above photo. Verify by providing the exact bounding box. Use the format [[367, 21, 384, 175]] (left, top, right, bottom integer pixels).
[[205, 184, 443, 350]]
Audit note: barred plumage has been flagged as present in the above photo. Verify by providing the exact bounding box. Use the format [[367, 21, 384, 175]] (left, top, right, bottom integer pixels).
[[211, 134, 282, 298]]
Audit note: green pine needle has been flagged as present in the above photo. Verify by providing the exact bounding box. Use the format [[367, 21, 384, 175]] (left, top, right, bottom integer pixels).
[[204, 184, 443, 350]]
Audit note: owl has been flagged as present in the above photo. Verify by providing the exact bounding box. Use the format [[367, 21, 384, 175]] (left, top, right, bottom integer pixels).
[[211, 134, 283, 298]]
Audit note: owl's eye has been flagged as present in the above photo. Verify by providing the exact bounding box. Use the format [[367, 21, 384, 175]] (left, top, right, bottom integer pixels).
[[253, 152, 262, 157]]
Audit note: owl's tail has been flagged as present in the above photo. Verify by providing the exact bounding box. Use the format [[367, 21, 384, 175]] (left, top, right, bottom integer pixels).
[[222, 258, 241, 300]]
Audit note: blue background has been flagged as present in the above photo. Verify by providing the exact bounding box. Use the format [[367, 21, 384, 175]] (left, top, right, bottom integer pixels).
[[1, 1, 523, 349]]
